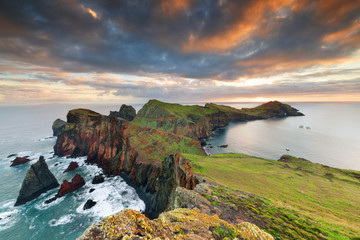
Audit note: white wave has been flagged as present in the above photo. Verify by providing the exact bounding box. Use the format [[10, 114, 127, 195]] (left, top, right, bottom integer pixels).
[[38, 136, 56, 142], [0, 207, 19, 231], [75, 175, 145, 219], [48, 214, 76, 227], [34, 195, 65, 211]]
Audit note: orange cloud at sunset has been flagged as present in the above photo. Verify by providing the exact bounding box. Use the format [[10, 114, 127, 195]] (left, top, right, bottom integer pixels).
[[182, 0, 297, 52], [87, 8, 99, 19], [323, 20, 360, 48], [159, 0, 192, 17]]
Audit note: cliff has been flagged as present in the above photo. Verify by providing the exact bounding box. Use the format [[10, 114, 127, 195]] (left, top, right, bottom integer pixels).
[[54, 108, 202, 217]]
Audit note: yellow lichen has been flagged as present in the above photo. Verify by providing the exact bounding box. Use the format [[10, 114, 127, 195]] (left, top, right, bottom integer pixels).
[[78, 208, 274, 240]]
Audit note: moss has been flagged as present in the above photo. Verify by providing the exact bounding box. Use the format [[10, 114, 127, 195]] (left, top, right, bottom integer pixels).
[[212, 225, 237, 239]]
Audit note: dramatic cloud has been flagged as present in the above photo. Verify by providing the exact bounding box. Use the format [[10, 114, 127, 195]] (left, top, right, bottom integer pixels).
[[0, 0, 359, 104]]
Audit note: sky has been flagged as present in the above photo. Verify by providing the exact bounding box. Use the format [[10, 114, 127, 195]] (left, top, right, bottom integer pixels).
[[0, 0, 359, 105]]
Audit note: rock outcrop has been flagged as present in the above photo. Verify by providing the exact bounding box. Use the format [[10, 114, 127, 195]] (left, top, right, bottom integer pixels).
[[57, 174, 85, 197], [109, 104, 136, 121], [15, 156, 59, 206], [63, 161, 79, 173], [151, 153, 198, 217], [83, 199, 97, 210], [52, 118, 66, 136], [77, 208, 274, 240], [92, 175, 104, 184], [10, 157, 30, 166], [54, 108, 122, 164]]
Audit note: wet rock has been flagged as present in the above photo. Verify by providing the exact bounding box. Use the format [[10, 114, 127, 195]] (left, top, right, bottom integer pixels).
[[10, 157, 31, 167], [219, 144, 228, 148], [57, 174, 85, 198], [15, 156, 59, 206], [89, 188, 95, 193], [63, 161, 79, 173], [200, 139, 207, 146], [92, 175, 104, 184], [7, 154, 17, 158], [44, 196, 57, 204], [83, 199, 97, 210], [52, 118, 66, 136]]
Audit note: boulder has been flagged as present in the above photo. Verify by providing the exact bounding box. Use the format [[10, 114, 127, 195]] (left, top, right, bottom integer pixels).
[[63, 161, 79, 173], [92, 175, 104, 184], [109, 104, 136, 121], [57, 174, 85, 198], [52, 118, 66, 136], [10, 157, 30, 167], [15, 156, 59, 206], [83, 199, 97, 210]]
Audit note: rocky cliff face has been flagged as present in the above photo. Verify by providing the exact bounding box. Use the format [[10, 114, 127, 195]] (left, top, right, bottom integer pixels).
[[15, 156, 59, 206], [54, 108, 201, 217], [54, 109, 122, 165]]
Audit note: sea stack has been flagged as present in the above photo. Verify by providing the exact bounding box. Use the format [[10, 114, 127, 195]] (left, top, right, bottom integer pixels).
[[15, 156, 59, 206]]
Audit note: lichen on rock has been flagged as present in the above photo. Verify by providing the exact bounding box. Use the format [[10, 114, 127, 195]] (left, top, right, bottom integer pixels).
[[77, 208, 273, 240]]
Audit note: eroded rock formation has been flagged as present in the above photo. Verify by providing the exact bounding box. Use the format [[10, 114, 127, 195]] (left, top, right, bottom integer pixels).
[[52, 118, 66, 136], [57, 174, 85, 197], [15, 156, 59, 206], [63, 161, 79, 173], [10, 157, 30, 167]]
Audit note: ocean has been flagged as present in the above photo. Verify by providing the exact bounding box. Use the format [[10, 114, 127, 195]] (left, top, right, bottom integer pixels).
[[204, 102, 360, 171], [0, 104, 145, 240], [0, 102, 359, 239]]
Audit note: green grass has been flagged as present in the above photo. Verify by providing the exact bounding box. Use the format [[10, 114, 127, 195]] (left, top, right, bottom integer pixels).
[[69, 108, 102, 117], [124, 122, 204, 162], [184, 153, 360, 239]]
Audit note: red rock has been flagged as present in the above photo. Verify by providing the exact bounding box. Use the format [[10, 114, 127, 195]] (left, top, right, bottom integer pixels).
[[63, 161, 79, 173], [10, 157, 30, 167], [56, 174, 85, 197]]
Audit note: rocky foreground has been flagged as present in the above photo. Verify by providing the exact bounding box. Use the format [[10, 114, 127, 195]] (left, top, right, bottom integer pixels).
[[77, 208, 273, 240]]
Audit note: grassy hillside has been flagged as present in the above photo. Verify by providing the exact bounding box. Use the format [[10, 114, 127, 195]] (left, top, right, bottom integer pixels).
[[125, 122, 204, 162], [184, 153, 360, 239]]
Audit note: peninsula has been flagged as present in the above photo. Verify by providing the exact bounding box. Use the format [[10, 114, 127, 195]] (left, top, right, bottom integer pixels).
[[49, 100, 360, 239]]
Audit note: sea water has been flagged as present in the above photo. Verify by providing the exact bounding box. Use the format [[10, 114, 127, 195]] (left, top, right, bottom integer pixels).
[[0, 104, 145, 240], [204, 102, 360, 171]]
